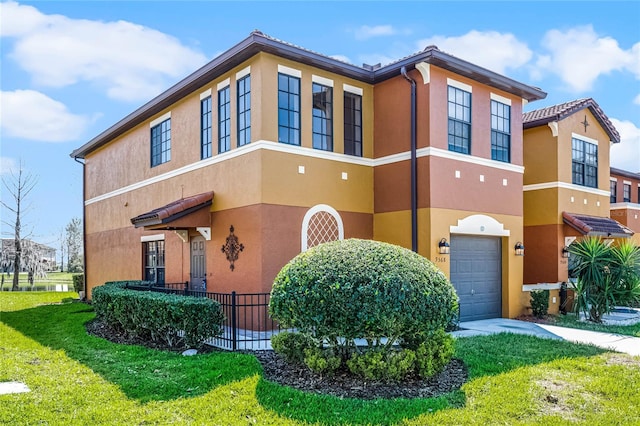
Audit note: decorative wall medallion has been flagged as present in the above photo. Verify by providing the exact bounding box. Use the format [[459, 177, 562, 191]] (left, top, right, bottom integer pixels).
[[221, 225, 244, 271], [582, 115, 589, 132]]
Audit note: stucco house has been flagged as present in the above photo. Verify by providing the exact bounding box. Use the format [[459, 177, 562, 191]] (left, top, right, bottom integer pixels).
[[522, 98, 633, 313], [71, 30, 549, 322], [610, 167, 640, 245]]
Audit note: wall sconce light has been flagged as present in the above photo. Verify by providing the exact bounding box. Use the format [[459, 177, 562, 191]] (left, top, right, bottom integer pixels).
[[514, 242, 525, 256], [438, 238, 450, 254], [561, 246, 570, 258]]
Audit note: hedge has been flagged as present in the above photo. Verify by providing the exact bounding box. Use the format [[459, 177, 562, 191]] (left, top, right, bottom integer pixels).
[[92, 281, 224, 348]]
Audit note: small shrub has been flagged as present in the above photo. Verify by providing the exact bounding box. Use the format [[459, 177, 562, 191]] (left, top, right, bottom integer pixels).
[[71, 274, 84, 293], [303, 348, 342, 375], [271, 331, 314, 363], [414, 330, 454, 378], [347, 349, 417, 381], [530, 289, 549, 318]]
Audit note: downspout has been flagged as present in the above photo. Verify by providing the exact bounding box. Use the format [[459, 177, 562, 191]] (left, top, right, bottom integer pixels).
[[401, 66, 418, 252], [73, 156, 87, 300]]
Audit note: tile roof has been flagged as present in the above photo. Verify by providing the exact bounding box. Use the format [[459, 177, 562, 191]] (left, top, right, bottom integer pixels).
[[131, 191, 214, 228], [562, 212, 634, 238], [523, 98, 620, 143]]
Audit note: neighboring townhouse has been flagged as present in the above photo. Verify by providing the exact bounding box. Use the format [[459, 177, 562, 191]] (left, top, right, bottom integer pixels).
[[522, 98, 633, 313], [610, 167, 640, 244], [71, 31, 547, 322]]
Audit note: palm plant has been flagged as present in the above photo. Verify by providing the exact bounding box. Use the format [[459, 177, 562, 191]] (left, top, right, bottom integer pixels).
[[610, 239, 640, 307]]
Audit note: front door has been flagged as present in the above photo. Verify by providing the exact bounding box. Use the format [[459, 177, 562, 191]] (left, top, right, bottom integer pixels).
[[190, 236, 206, 291]]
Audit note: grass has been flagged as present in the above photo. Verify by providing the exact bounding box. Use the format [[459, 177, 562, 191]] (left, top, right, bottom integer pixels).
[[549, 313, 640, 337], [1, 292, 639, 425]]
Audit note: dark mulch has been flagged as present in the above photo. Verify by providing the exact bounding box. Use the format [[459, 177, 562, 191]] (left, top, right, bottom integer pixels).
[[86, 319, 468, 400]]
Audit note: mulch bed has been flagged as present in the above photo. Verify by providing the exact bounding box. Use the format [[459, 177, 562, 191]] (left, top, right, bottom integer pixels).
[[86, 318, 468, 400]]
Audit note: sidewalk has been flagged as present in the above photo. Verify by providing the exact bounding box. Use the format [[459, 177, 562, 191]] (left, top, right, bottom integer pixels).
[[453, 318, 640, 356]]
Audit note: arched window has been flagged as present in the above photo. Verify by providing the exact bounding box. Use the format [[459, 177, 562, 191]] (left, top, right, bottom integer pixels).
[[301, 204, 344, 251]]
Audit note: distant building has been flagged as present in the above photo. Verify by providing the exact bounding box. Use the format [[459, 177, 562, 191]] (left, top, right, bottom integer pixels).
[[0, 239, 57, 272]]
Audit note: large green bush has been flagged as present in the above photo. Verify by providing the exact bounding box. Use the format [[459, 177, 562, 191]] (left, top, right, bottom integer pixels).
[[270, 239, 459, 379], [92, 281, 224, 348]]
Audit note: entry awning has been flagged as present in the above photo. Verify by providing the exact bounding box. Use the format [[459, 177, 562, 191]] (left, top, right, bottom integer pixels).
[[131, 191, 214, 228], [562, 212, 634, 238]]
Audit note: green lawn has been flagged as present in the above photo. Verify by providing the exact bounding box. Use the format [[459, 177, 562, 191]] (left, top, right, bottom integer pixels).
[[547, 313, 640, 337], [1, 292, 639, 425]]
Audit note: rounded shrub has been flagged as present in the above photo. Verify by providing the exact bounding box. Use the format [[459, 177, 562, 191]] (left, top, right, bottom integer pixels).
[[270, 239, 459, 350]]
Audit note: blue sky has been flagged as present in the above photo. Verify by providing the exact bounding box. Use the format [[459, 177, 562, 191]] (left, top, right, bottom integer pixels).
[[1, 1, 639, 248]]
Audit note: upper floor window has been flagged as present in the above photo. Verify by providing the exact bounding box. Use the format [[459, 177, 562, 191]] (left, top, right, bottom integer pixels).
[[237, 75, 251, 146], [610, 180, 617, 203], [448, 86, 471, 154], [344, 92, 362, 157], [201, 96, 212, 159], [571, 137, 597, 188], [490, 100, 510, 163], [278, 73, 301, 145], [218, 85, 231, 153], [143, 240, 165, 284], [623, 183, 631, 202], [150, 118, 171, 167], [312, 83, 333, 151]]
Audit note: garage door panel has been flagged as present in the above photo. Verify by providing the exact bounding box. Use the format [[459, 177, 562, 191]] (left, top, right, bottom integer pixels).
[[450, 235, 502, 322]]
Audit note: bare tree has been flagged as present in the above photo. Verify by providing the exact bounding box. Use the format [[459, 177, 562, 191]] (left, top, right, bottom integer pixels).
[[1, 161, 38, 291]]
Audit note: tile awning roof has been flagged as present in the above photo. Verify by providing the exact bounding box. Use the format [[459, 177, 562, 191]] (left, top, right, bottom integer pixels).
[[523, 98, 620, 143], [131, 191, 214, 228], [562, 212, 634, 238]]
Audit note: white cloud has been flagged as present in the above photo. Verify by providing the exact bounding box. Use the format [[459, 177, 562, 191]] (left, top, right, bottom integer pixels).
[[1, 1, 208, 102], [535, 26, 638, 92], [0, 157, 18, 175], [354, 25, 396, 41], [330, 54, 352, 64], [634, 94, 640, 106], [0, 90, 91, 142], [610, 118, 640, 172], [416, 30, 532, 75]]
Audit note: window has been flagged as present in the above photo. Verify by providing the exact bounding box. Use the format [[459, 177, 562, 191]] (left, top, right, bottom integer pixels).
[[490, 100, 510, 162], [610, 180, 617, 203], [623, 183, 631, 202], [344, 92, 362, 157], [448, 86, 471, 154], [237, 75, 251, 146], [143, 240, 165, 284], [278, 73, 301, 145], [218, 86, 231, 153], [312, 83, 333, 151], [571, 138, 597, 188], [150, 119, 171, 167], [201, 97, 212, 159]]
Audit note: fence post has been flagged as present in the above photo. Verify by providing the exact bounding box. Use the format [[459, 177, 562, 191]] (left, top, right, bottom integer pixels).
[[184, 281, 189, 296], [231, 291, 237, 351]]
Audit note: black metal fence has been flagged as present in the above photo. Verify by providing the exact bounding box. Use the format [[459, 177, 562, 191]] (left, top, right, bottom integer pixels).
[[124, 282, 280, 351]]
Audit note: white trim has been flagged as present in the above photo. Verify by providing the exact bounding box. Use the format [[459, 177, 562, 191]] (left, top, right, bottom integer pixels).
[[447, 78, 472, 93], [490, 93, 511, 106], [85, 141, 526, 206], [235, 66, 250, 80], [343, 83, 363, 96], [415, 62, 430, 84], [523, 181, 610, 196], [278, 64, 301, 78], [623, 180, 632, 185], [548, 121, 558, 137], [523, 283, 562, 291], [174, 230, 188, 243], [141, 234, 164, 242], [571, 132, 599, 145], [199, 89, 212, 100], [217, 78, 230, 91], [301, 204, 344, 252], [611, 203, 640, 211], [610, 177, 618, 182], [197, 227, 211, 241], [522, 99, 528, 107], [450, 214, 510, 237], [150, 112, 171, 128], [312, 75, 333, 87]]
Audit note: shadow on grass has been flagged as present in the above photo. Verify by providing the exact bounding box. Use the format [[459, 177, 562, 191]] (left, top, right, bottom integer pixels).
[[1, 302, 262, 402], [255, 333, 607, 425]]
